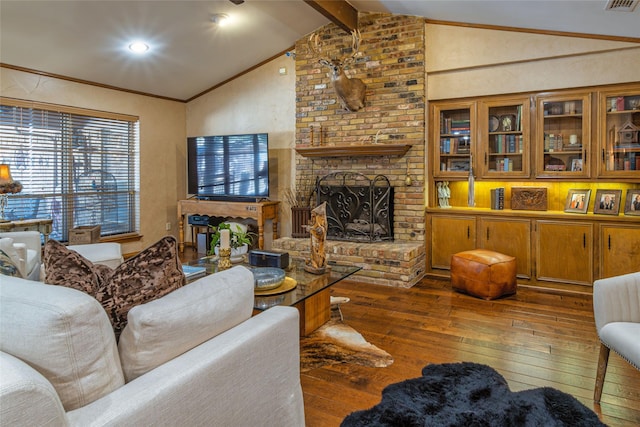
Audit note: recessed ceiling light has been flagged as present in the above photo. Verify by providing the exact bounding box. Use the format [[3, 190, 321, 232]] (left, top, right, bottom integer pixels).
[[128, 41, 149, 54], [211, 13, 230, 27]]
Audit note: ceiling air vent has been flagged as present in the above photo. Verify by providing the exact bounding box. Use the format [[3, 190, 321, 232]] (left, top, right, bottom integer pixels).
[[604, 0, 638, 11]]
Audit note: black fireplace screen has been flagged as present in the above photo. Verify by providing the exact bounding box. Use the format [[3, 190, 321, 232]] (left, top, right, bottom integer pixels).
[[315, 172, 393, 242]]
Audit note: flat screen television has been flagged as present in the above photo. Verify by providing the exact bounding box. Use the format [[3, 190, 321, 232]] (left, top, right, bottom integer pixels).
[[187, 133, 269, 201]]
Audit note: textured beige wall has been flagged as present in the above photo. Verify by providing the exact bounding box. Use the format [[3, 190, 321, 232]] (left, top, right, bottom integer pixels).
[[0, 67, 186, 255], [186, 54, 297, 237], [426, 24, 640, 100]]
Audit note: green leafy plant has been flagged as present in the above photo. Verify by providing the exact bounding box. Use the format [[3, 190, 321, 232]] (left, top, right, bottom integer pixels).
[[208, 222, 257, 255]]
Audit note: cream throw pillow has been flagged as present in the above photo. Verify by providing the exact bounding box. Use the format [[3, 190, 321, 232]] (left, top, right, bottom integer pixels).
[[0, 276, 124, 411], [118, 265, 254, 382]]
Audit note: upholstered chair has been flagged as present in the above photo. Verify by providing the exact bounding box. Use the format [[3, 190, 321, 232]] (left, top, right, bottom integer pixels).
[[67, 242, 124, 268], [593, 272, 640, 403], [0, 231, 42, 281]]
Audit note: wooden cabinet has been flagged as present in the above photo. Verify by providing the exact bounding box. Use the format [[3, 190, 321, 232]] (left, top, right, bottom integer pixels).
[[536, 220, 593, 286], [478, 97, 530, 178], [427, 209, 638, 287], [430, 83, 640, 184], [433, 101, 476, 178], [597, 87, 640, 178], [536, 92, 591, 178], [600, 224, 640, 278], [427, 83, 639, 289], [478, 217, 531, 278], [429, 215, 476, 270]]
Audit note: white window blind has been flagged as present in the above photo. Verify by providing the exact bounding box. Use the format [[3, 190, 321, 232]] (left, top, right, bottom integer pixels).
[[0, 98, 139, 242]]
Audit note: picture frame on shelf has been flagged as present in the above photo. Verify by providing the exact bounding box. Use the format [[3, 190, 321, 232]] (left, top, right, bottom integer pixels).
[[448, 159, 470, 172], [593, 189, 622, 215], [456, 137, 471, 154], [624, 189, 640, 216], [564, 189, 591, 214], [570, 158, 583, 172], [499, 114, 516, 132]]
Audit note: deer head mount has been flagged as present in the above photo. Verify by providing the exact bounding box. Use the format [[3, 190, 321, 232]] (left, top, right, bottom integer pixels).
[[308, 30, 366, 112]]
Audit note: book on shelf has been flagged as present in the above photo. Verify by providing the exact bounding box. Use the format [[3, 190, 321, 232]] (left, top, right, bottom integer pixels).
[[495, 158, 513, 172], [440, 138, 451, 154], [492, 135, 521, 154], [624, 153, 637, 170], [517, 135, 523, 153], [490, 187, 505, 210], [508, 135, 516, 153], [182, 264, 207, 280]]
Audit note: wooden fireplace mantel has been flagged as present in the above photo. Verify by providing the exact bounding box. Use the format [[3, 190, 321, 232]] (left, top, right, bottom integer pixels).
[[295, 143, 412, 158]]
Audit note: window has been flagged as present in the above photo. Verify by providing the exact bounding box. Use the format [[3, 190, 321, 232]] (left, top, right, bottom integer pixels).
[[0, 98, 139, 242]]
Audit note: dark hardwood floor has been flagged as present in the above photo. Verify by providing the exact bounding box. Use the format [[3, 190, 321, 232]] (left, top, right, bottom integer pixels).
[[303, 277, 640, 427], [179, 249, 639, 426]]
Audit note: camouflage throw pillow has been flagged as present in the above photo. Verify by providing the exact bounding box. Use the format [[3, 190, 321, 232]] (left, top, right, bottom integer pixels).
[[44, 239, 109, 294], [101, 236, 186, 338], [44, 236, 186, 339]]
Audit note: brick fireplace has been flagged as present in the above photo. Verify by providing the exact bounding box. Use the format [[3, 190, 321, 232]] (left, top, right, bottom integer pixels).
[[274, 13, 427, 287]]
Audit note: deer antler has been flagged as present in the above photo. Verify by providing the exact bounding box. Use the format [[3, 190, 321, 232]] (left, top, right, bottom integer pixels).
[[308, 33, 331, 66], [342, 30, 362, 66], [308, 30, 361, 64]]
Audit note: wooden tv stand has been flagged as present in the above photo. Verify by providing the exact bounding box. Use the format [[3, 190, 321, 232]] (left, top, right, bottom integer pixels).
[[178, 199, 279, 252]]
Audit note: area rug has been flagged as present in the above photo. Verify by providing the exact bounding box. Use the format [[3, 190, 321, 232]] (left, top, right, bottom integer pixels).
[[341, 362, 605, 427], [300, 304, 393, 372]]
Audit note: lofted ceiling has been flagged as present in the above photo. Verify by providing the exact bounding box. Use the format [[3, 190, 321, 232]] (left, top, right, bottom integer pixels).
[[1, 0, 638, 102]]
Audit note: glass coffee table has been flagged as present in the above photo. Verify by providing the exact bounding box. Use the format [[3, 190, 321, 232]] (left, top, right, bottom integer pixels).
[[187, 256, 361, 335]]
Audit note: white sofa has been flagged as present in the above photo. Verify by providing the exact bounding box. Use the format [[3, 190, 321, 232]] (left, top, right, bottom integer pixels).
[[0, 266, 305, 426]]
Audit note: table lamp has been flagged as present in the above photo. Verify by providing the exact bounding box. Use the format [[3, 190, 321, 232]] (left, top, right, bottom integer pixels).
[[0, 164, 22, 222]]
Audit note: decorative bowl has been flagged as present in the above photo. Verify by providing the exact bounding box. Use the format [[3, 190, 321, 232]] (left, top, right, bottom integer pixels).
[[251, 267, 286, 291]]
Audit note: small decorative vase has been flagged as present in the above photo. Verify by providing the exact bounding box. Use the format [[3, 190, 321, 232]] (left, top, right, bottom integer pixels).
[[218, 247, 232, 270]]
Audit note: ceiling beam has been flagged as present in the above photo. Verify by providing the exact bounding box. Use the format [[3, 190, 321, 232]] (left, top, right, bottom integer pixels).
[[303, 0, 358, 33]]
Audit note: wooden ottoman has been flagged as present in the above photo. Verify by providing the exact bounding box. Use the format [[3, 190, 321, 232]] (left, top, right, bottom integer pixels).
[[450, 249, 517, 300]]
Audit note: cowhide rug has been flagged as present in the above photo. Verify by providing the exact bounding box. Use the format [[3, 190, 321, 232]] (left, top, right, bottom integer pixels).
[[300, 303, 393, 373], [341, 362, 605, 427]]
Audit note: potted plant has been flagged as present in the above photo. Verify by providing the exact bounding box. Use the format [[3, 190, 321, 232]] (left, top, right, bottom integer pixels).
[[208, 222, 256, 258]]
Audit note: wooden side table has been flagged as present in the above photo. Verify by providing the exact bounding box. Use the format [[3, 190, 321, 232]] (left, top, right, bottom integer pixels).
[[178, 200, 279, 252], [0, 218, 53, 242]]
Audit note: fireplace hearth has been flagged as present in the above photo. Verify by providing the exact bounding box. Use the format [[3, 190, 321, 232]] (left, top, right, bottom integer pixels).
[[315, 172, 393, 242]]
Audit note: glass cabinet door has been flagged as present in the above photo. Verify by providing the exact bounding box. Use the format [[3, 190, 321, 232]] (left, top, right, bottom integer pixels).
[[537, 92, 590, 178], [433, 101, 476, 178], [598, 87, 640, 178], [478, 97, 530, 178]]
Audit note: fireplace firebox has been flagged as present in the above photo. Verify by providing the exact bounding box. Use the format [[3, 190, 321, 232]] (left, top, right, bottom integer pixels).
[[315, 172, 393, 242]]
